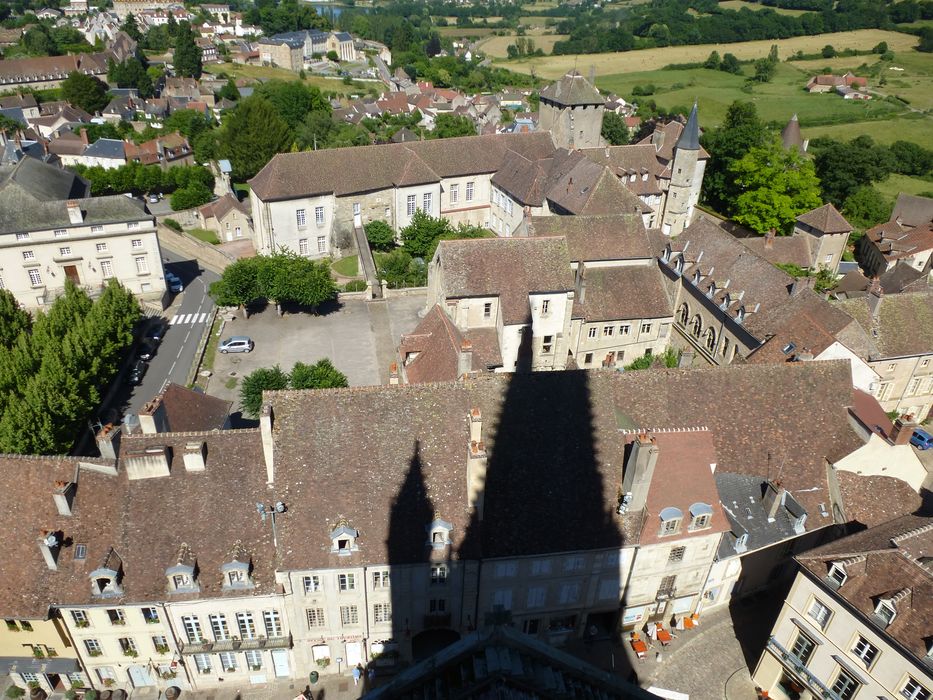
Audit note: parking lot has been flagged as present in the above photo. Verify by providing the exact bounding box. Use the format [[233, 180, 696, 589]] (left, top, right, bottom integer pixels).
[[207, 293, 427, 416]]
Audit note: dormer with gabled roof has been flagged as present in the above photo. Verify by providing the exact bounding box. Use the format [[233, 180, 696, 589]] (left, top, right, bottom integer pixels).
[[330, 520, 359, 556], [166, 542, 199, 594], [220, 540, 253, 589], [90, 547, 124, 598]]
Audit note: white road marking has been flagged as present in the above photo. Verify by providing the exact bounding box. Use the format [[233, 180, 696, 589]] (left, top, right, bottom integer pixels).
[[170, 314, 181, 325]]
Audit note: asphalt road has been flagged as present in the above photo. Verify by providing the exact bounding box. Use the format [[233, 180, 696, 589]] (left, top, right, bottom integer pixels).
[[110, 250, 219, 420]]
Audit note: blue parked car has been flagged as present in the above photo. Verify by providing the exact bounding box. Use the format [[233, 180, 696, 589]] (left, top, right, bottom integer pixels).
[[910, 428, 933, 450]]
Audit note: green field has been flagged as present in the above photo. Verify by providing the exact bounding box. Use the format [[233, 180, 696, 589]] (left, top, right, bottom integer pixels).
[[203, 63, 362, 96], [595, 62, 906, 127], [805, 116, 933, 150], [718, 0, 808, 15], [874, 174, 933, 201]]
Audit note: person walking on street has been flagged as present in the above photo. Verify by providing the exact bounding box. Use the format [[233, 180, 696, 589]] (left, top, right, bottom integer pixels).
[[353, 664, 363, 686]]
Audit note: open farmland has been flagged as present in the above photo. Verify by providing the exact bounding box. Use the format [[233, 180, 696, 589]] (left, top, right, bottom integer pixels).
[[717, 0, 808, 16], [203, 62, 365, 96], [478, 30, 571, 57], [499, 30, 919, 78], [594, 62, 907, 127], [804, 117, 933, 150], [874, 174, 933, 201]]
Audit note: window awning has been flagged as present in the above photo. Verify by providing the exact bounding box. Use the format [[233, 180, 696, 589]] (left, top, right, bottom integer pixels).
[[831, 654, 869, 685], [790, 617, 825, 643]]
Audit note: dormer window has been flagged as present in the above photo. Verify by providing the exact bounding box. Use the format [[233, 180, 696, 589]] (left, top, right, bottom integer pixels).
[[330, 522, 359, 556], [828, 563, 847, 587], [688, 503, 713, 531], [426, 518, 453, 549], [89, 548, 124, 598], [875, 599, 897, 626], [659, 507, 683, 537], [734, 533, 748, 553], [166, 543, 199, 593], [221, 541, 254, 590]]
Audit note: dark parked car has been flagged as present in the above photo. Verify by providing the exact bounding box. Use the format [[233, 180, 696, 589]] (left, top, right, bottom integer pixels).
[[136, 339, 158, 361], [128, 359, 147, 385], [145, 320, 166, 343]]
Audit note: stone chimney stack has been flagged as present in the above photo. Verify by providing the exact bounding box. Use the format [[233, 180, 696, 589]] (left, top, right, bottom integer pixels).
[[458, 340, 473, 378], [38, 530, 60, 571], [66, 200, 83, 225], [574, 263, 587, 305], [467, 409, 486, 519], [260, 403, 274, 484], [762, 480, 786, 522], [182, 441, 207, 471], [389, 362, 399, 386], [79, 128, 88, 146], [868, 279, 883, 318], [53, 480, 76, 516], [765, 229, 775, 250], [96, 423, 121, 460], [138, 394, 168, 434], [889, 414, 917, 445], [621, 433, 659, 513]]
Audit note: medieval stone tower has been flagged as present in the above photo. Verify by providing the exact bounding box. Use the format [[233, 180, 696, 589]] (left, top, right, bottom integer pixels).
[[661, 103, 704, 237], [538, 71, 605, 150]]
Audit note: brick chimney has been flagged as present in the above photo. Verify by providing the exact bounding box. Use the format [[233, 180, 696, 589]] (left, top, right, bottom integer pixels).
[[765, 229, 775, 249], [621, 433, 659, 513], [96, 423, 121, 460], [762, 480, 786, 522], [389, 362, 399, 386], [889, 414, 917, 445], [53, 480, 76, 516], [467, 409, 486, 519], [66, 200, 83, 225], [458, 340, 473, 378], [138, 394, 168, 434], [79, 127, 88, 146]]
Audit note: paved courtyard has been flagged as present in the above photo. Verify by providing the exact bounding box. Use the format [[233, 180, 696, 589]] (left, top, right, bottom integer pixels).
[[206, 293, 427, 415]]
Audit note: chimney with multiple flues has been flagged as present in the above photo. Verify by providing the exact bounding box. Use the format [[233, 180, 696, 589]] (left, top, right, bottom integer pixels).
[[889, 414, 917, 446]]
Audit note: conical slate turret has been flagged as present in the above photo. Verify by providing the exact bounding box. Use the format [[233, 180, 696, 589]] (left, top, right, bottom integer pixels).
[[676, 102, 700, 151]]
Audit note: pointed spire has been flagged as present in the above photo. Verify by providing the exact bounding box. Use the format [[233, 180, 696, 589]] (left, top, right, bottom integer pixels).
[[676, 101, 700, 151]]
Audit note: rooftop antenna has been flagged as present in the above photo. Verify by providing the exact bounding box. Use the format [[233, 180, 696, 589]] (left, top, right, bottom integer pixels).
[[255, 501, 288, 549]]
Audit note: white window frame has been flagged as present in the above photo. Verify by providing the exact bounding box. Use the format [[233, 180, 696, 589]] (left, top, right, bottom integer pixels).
[[373, 603, 391, 623], [851, 636, 878, 668], [406, 194, 416, 216], [314, 206, 325, 225], [449, 183, 459, 204], [807, 599, 832, 629], [135, 256, 149, 274], [317, 235, 326, 253], [306, 608, 325, 628], [339, 605, 358, 626], [22, 250, 35, 260], [263, 610, 282, 637], [296, 209, 307, 228], [423, 192, 432, 214], [298, 238, 309, 255], [466, 181, 474, 202], [96, 242, 108, 252], [28, 268, 42, 286], [302, 575, 321, 593], [131, 238, 143, 249], [337, 573, 356, 591]]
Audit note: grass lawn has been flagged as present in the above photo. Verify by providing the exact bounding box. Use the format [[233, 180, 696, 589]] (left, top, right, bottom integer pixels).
[[874, 174, 933, 202], [500, 30, 918, 78], [203, 62, 362, 96], [436, 26, 500, 37], [595, 62, 907, 127], [332, 254, 360, 277], [187, 228, 220, 245], [805, 116, 933, 150]]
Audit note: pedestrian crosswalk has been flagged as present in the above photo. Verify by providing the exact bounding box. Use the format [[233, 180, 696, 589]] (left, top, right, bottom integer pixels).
[[169, 312, 211, 326]]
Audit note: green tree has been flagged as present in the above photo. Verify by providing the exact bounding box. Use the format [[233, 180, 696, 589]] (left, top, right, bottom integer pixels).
[[256, 80, 330, 129], [170, 182, 212, 210], [720, 53, 741, 74], [821, 44, 836, 58], [364, 220, 396, 251], [918, 27, 933, 53], [219, 96, 292, 181], [0, 290, 31, 349], [218, 78, 240, 101], [162, 108, 212, 138], [255, 252, 337, 314], [209, 257, 260, 316], [289, 358, 348, 389], [888, 140, 933, 177], [61, 71, 109, 114], [600, 111, 629, 146], [729, 137, 823, 234], [700, 101, 768, 213], [326, 49, 339, 62], [173, 21, 202, 78], [429, 222, 489, 259], [703, 50, 721, 69], [377, 248, 426, 288], [433, 114, 475, 139], [120, 13, 143, 42], [811, 136, 897, 206], [400, 209, 451, 259], [751, 57, 776, 83], [239, 365, 289, 417], [843, 186, 893, 229]]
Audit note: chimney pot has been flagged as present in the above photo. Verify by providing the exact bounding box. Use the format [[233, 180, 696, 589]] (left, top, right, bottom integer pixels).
[[53, 481, 76, 516], [66, 199, 83, 225], [890, 414, 917, 445]]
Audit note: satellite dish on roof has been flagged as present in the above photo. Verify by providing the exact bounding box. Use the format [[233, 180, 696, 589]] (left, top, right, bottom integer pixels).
[[44, 533, 59, 548]]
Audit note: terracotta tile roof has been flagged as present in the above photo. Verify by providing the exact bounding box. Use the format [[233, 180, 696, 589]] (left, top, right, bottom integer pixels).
[[142, 383, 232, 432], [435, 237, 573, 325], [575, 264, 673, 322], [544, 152, 649, 216], [529, 213, 652, 262], [398, 305, 498, 384], [249, 132, 556, 201], [867, 220, 933, 262], [739, 233, 812, 269], [847, 388, 893, 440], [267, 360, 859, 568], [0, 429, 275, 617], [796, 514, 932, 661], [580, 144, 665, 196], [796, 203, 852, 234], [464, 328, 502, 369], [636, 120, 710, 162], [835, 291, 933, 358], [0, 53, 107, 83], [892, 193, 933, 229], [632, 430, 730, 547], [745, 288, 873, 363], [199, 193, 249, 222]]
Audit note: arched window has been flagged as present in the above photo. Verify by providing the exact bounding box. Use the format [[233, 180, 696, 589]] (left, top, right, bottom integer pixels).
[[705, 327, 716, 352], [691, 315, 702, 338], [679, 303, 689, 325]]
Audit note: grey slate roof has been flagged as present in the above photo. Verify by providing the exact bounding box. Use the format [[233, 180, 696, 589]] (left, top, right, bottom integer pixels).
[[675, 102, 700, 151], [0, 157, 87, 201], [539, 71, 603, 106], [891, 193, 933, 228], [83, 138, 126, 160]]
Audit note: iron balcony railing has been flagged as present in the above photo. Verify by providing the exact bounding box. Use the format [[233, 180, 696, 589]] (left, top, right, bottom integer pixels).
[[766, 636, 843, 700], [179, 634, 291, 655]]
